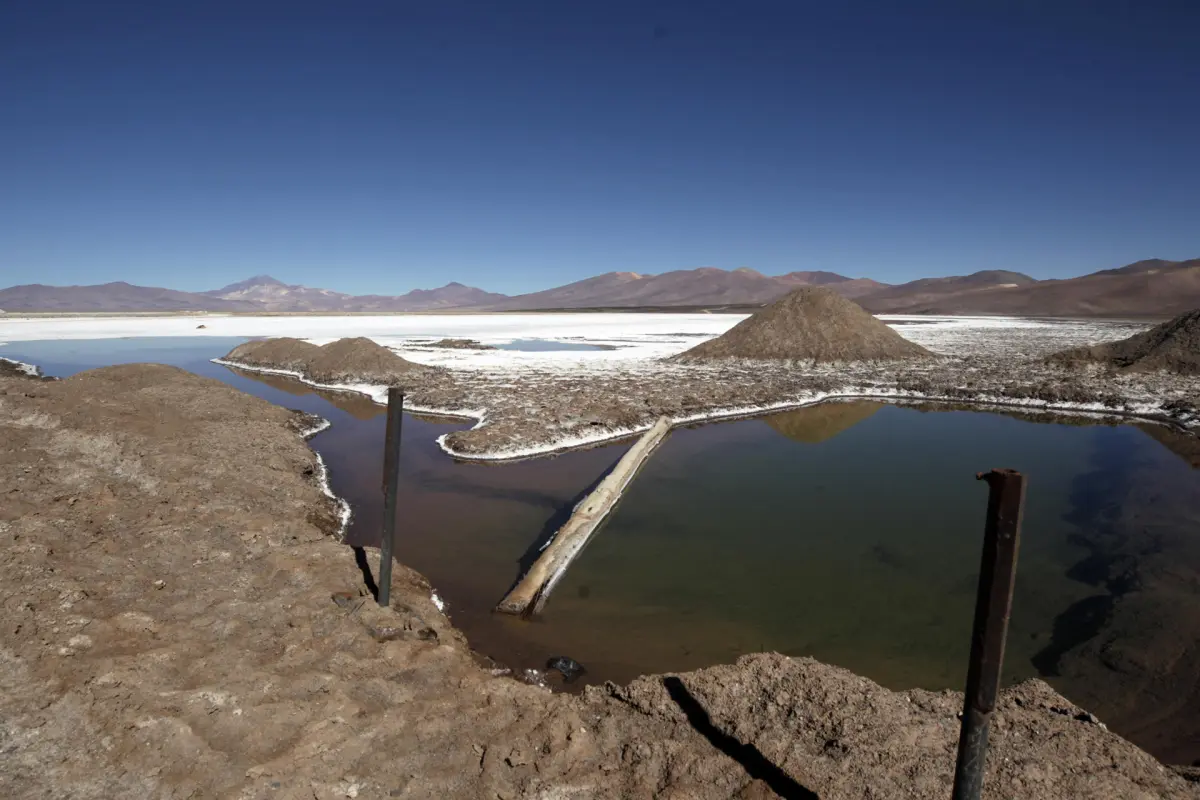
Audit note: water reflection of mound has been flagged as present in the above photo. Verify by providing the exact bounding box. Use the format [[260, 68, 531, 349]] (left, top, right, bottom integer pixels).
[[762, 401, 882, 443], [1137, 424, 1200, 469], [227, 367, 384, 420]]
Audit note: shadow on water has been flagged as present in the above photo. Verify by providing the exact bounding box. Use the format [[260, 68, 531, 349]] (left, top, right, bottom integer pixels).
[[663, 677, 819, 799], [1031, 429, 1141, 676], [1025, 418, 1200, 764], [409, 471, 568, 513], [223, 364, 386, 420]]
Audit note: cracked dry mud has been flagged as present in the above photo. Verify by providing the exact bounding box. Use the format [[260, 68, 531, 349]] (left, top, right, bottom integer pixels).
[[3, 364, 1199, 798]]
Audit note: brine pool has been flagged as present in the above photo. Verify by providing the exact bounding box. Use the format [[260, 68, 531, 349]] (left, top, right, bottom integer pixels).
[[6, 336, 1199, 762]]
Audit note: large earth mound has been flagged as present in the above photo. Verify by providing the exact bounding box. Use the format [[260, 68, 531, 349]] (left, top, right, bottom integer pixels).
[[304, 336, 426, 384], [223, 336, 438, 385], [674, 286, 933, 362], [1049, 310, 1200, 374]]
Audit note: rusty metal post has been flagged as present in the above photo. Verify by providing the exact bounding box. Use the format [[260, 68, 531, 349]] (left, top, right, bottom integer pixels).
[[377, 388, 404, 607], [952, 468, 1025, 800]]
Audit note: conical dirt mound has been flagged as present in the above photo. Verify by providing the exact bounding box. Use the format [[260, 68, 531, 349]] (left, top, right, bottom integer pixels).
[[674, 286, 933, 362], [1049, 310, 1200, 374]]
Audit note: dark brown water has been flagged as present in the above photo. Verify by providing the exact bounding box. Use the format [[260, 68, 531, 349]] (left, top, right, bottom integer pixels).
[[9, 336, 1200, 762]]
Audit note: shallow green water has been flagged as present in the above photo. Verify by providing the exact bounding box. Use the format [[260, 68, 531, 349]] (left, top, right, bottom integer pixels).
[[7, 337, 1200, 736]]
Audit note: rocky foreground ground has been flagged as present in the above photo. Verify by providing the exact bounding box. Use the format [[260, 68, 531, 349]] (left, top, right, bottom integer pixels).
[[2, 364, 1199, 798]]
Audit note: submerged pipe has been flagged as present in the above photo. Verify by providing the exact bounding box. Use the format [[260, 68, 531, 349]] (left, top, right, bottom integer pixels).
[[496, 417, 673, 616]]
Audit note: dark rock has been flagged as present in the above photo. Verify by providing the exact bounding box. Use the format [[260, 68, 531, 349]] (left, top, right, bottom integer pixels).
[[546, 655, 586, 683], [427, 338, 496, 350]]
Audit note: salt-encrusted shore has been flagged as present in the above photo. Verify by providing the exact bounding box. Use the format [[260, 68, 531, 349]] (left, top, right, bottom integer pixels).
[[216, 347, 1200, 461], [0, 355, 48, 379]]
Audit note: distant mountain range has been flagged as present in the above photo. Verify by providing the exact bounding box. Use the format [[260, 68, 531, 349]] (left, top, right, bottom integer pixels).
[[484, 268, 886, 310], [201, 275, 506, 312], [2, 258, 1198, 317]]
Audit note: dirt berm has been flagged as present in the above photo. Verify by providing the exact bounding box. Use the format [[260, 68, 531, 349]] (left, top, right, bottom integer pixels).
[[225, 336, 445, 386], [1050, 309, 1200, 374], [2, 365, 1196, 799]]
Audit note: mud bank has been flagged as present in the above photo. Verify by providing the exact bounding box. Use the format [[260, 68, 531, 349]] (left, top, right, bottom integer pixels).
[[0, 356, 52, 380], [2, 363, 1199, 798], [219, 345, 1200, 461]]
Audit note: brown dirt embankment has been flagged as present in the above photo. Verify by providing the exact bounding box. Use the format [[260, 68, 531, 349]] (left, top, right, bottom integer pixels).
[[0, 357, 54, 380], [224, 336, 448, 386], [2, 363, 1198, 798], [1050, 309, 1200, 374]]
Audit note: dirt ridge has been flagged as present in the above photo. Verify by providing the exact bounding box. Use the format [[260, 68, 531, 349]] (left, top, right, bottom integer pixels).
[[225, 336, 445, 386], [1050, 309, 1200, 374]]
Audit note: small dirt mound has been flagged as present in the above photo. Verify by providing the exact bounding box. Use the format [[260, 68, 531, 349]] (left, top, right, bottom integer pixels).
[[427, 338, 496, 350], [223, 337, 439, 386], [674, 286, 933, 362], [224, 338, 322, 372], [1049, 310, 1200, 374], [305, 337, 426, 384]]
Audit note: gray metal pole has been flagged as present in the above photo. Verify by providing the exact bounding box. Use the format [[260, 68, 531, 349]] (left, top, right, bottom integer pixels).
[[377, 387, 404, 607], [952, 468, 1026, 800]]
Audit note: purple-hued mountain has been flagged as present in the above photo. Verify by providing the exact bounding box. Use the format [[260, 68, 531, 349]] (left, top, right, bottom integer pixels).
[[483, 267, 887, 310], [1, 258, 1197, 316], [201, 275, 507, 312], [0, 282, 262, 312]]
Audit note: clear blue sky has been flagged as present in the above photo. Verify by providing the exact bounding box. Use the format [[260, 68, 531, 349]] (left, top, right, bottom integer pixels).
[[1, 1, 1197, 295]]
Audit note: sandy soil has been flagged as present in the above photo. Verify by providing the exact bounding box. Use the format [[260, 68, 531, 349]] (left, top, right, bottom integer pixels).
[[2, 363, 1199, 798]]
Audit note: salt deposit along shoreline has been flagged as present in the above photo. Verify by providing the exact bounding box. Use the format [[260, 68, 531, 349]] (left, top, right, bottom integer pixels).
[[196, 297, 1196, 460], [216, 352, 1199, 461], [4, 361, 1199, 798], [0, 355, 48, 379]]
